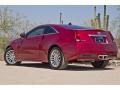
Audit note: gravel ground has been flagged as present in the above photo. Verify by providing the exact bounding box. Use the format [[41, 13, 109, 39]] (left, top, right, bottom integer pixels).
[[0, 61, 120, 85]]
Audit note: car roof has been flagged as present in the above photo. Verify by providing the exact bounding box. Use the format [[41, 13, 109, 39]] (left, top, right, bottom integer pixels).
[[36, 24, 93, 28], [48, 24, 94, 30]]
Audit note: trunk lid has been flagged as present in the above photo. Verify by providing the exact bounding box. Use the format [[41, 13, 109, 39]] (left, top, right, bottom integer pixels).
[[74, 29, 112, 44], [74, 29, 117, 54]]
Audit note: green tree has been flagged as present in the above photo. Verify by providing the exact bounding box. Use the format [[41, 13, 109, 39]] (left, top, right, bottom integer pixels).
[[0, 7, 34, 49]]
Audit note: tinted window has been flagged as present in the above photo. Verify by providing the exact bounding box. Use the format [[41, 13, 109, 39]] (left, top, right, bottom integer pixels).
[[61, 25, 93, 30], [27, 27, 44, 37], [44, 26, 56, 34]]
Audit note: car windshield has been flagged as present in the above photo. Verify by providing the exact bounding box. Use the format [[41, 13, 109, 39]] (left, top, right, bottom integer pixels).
[[61, 24, 94, 30]]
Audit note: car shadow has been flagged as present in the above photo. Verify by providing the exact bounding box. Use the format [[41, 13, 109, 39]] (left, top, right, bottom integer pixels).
[[15, 63, 114, 71], [65, 65, 114, 71]]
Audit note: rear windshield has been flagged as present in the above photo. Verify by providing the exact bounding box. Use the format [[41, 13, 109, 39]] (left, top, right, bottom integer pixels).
[[61, 25, 94, 30]]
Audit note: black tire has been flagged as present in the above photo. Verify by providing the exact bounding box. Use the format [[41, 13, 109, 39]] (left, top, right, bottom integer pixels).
[[48, 47, 68, 70], [4, 47, 21, 65], [91, 60, 109, 68]]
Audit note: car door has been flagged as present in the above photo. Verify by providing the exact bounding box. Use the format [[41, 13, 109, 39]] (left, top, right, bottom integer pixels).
[[18, 26, 45, 61]]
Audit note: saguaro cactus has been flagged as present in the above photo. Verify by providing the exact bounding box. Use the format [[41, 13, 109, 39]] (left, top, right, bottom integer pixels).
[[103, 5, 106, 30], [98, 13, 101, 28], [91, 5, 109, 30], [105, 15, 109, 30]]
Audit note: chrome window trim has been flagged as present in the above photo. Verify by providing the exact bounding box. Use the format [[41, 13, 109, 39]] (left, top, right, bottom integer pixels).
[[44, 33, 59, 36], [89, 34, 107, 37]]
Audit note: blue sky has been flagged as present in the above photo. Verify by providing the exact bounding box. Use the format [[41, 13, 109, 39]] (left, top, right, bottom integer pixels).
[[0, 5, 119, 25]]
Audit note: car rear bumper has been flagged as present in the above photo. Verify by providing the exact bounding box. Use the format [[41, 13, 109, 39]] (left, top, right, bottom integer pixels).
[[66, 42, 118, 62], [77, 54, 117, 61], [67, 48, 117, 62], [73, 42, 118, 61]]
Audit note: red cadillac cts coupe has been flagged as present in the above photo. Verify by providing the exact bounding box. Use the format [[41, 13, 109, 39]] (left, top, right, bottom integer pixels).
[[4, 24, 118, 69]]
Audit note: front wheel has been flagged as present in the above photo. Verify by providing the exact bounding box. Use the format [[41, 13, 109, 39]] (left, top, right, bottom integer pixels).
[[48, 47, 68, 70], [4, 47, 21, 65], [91, 60, 109, 68]]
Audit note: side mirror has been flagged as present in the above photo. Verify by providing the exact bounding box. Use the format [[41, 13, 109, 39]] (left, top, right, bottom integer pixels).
[[20, 32, 26, 38]]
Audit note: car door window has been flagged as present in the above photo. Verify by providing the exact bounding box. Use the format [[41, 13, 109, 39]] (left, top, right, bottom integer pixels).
[[27, 27, 45, 37], [44, 26, 57, 34]]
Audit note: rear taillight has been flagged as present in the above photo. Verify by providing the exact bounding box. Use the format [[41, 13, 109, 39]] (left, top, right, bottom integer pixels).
[[75, 31, 81, 42]]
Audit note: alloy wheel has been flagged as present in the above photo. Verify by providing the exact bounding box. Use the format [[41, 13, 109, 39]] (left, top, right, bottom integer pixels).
[[50, 49, 61, 68], [5, 49, 16, 65]]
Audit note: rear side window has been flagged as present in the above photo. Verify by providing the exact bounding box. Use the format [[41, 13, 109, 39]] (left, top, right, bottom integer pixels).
[[61, 25, 93, 30], [27, 27, 44, 37], [44, 26, 57, 34]]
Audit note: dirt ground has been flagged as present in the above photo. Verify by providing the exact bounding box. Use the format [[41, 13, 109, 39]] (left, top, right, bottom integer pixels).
[[0, 61, 120, 85]]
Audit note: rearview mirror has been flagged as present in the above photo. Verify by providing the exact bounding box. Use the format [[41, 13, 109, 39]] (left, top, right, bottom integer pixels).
[[20, 32, 26, 38]]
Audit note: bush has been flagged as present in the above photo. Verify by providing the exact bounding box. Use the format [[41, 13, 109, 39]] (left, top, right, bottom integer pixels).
[[0, 37, 9, 50]]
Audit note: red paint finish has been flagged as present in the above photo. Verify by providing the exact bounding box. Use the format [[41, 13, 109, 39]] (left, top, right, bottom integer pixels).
[[9, 24, 118, 62]]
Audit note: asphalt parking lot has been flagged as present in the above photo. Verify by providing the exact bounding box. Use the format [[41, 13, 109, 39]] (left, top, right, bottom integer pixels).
[[0, 61, 120, 85]]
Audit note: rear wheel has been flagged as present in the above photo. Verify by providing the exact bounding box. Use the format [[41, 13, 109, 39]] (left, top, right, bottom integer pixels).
[[48, 47, 68, 70], [4, 47, 21, 65], [91, 60, 109, 68]]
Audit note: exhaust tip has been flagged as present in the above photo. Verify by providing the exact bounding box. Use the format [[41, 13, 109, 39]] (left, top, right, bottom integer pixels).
[[98, 55, 108, 60]]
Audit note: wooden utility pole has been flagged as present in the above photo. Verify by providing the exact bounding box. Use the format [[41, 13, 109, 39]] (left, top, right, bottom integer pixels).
[[60, 12, 62, 24], [94, 6, 96, 18]]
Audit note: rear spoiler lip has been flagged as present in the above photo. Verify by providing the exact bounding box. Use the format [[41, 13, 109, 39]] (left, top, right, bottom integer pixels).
[[88, 34, 107, 37], [72, 29, 105, 31]]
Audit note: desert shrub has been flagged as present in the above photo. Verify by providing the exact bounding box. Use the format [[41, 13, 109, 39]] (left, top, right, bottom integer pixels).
[[0, 37, 10, 50]]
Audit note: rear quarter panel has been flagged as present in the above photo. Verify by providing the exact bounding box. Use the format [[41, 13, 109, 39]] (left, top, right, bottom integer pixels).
[[51, 25, 77, 61]]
